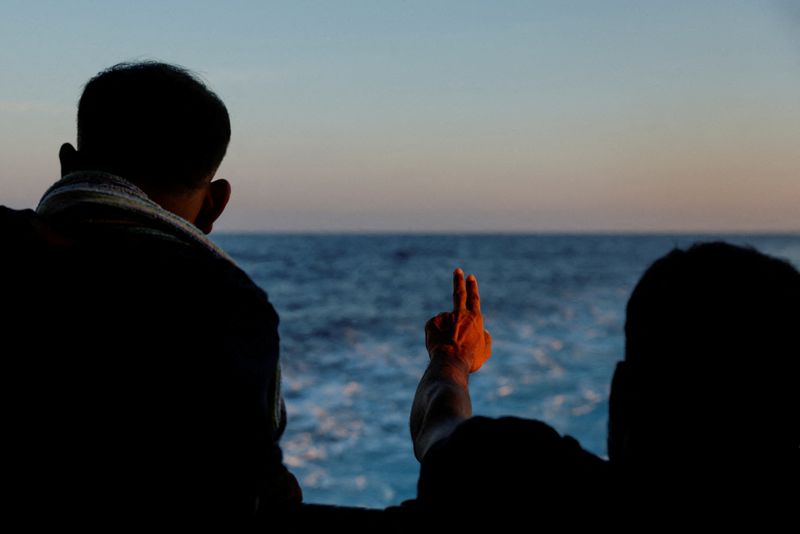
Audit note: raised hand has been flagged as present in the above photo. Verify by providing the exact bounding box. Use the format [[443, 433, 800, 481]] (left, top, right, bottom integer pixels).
[[425, 268, 492, 373]]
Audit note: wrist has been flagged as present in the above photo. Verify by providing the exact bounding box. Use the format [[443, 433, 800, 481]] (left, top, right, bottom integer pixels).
[[428, 346, 472, 376]]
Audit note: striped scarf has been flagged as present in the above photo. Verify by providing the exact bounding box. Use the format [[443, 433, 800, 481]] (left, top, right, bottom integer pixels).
[[36, 171, 234, 263]]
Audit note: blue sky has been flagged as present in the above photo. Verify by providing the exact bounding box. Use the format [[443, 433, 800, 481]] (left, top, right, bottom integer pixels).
[[1, 0, 798, 231]]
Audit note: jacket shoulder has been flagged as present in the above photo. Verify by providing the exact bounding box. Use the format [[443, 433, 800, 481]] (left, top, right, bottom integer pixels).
[[0, 206, 73, 248]]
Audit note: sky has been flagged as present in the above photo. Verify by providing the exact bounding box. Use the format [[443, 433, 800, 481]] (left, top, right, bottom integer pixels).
[[1, 0, 798, 232]]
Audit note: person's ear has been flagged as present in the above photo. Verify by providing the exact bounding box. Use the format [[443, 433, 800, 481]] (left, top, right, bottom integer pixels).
[[195, 178, 231, 234], [59, 143, 81, 177]]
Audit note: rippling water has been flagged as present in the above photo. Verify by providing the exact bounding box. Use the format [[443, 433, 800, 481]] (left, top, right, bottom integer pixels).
[[212, 234, 800, 507]]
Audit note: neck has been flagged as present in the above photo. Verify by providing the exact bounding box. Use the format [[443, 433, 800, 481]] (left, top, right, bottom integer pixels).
[[136, 184, 206, 225]]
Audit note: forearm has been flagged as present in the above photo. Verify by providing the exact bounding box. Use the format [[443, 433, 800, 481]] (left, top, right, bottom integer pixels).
[[410, 354, 473, 462], [412, 268, 491, 461]]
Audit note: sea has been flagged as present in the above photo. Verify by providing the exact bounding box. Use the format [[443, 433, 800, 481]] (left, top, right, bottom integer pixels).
[[212, 233, 800, 508]]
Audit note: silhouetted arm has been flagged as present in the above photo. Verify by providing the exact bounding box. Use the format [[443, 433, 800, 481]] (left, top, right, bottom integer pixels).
[[410, 350, 472, 461], [410, 269, 492, 461]]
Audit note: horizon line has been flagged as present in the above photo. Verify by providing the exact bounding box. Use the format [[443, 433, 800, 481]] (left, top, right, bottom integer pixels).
[[213, 229, 800, 236]]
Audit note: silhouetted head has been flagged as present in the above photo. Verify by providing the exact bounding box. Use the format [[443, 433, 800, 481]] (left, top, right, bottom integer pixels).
[[608, 242, 799, 477], [59, 61, 232, 233]]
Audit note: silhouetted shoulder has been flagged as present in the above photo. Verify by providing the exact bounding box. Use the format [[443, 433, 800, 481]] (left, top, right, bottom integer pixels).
[[1, 206, 288, 526], [417, 416, 609, 526]]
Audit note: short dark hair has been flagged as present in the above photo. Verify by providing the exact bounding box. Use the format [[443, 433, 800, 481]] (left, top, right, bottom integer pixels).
[[610, 242, 800, 470], [77, 61, 231, 190]]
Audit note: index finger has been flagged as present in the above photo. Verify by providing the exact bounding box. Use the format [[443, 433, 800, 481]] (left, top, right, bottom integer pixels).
[[466, 274, 481, 313], [453, 268, 467, 311]]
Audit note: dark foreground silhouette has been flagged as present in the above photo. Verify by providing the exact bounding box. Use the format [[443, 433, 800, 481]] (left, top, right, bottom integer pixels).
[[1, 62, 306, 529], [410, 243, 799, 529]]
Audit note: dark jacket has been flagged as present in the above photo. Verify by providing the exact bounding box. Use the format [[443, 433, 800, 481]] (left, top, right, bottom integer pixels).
[[1, 205, 298, 527]]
